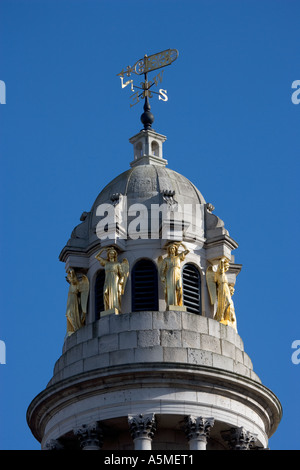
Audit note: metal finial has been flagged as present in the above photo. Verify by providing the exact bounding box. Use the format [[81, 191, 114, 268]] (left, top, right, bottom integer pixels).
[[140, 95, 154, 129]]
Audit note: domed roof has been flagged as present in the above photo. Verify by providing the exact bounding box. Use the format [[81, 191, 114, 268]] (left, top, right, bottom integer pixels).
[[59, 128, 208, 259], [60, 163, 206, 257], [91, 163, 205, 219]]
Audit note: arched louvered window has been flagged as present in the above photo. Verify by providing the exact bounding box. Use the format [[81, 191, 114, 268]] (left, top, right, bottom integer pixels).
[[132, 259, 158, 312], [182, 264, 201, 315], [95, 270, 105, 320]]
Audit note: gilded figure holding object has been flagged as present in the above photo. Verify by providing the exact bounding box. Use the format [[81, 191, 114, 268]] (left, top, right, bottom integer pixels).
[[206, 258, 237, 331], [95, 247, 129, 313], [158, 242, 189, 308], [65, 269, 89, 336]]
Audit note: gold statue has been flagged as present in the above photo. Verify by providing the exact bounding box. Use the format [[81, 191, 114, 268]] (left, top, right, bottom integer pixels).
[[206, 258, 237, 331], [95, 247, 129, 313], [66, 269, 89, 336], [158, 242, 190, 308]]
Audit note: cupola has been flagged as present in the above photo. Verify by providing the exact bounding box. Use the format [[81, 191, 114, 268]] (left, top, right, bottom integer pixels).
[[27, 50, 282, 451]]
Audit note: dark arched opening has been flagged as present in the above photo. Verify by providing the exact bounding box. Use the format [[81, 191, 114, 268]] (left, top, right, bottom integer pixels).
[[94, 270, 105, 320], [132, 259, 158, 312], [182, 264, 201, 314]]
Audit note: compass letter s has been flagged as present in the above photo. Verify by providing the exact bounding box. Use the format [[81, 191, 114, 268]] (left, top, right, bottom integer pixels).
[[159, 89, 168, 102]]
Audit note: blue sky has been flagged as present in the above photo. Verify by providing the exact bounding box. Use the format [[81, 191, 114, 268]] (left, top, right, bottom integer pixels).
[[0, 0, 299, 450]]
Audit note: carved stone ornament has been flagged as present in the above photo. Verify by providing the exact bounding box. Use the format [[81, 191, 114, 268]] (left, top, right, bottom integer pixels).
[[128, 413, 156, 440], [162, 189, 178, 210], [184, 415, 215, 442], [74, 422, 103, 450], [110, 193, 121, 206], [206, 203, 215, 213], [221, 426, 257, 450], [44, 439, 64, 450]]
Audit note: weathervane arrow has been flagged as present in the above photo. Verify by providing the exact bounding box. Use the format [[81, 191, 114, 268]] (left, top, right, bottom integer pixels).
[[117, 49, 179, 77], [117, 49, 179, 129]]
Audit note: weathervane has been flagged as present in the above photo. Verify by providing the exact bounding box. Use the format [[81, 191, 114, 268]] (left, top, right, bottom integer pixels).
[[117, 49, 179, 129]]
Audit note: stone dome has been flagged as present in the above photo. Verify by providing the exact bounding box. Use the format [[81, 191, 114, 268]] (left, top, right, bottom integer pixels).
[[90, 163, 205, 226], [60, 129, 208, 259], [92, 164, 205, 211]]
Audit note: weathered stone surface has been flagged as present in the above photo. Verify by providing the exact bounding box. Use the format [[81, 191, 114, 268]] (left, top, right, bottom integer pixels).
[[31, 309, 282, 454], [98, 334, 118, 353], [138, 329, 160, 348], [152, 311, 182, 330], [161, 330, 182, 347], [53, 311, 259, 383]]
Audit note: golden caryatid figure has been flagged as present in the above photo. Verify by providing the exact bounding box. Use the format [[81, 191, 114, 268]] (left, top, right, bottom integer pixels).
[[206, 257, 237, 331], [158, 242, 190, 308], [95, 247, 129, 314], [65, 269, 89, 336]]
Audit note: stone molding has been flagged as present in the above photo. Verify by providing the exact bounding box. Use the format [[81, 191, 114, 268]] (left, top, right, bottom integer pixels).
[[27, 361, 282, 448]]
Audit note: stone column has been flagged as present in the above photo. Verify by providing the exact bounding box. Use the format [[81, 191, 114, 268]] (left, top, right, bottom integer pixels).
[[128, 413, 156, 450], [74, 422, 103, 450], [184, 416, 214, 450], [221, 426, 257, 450]]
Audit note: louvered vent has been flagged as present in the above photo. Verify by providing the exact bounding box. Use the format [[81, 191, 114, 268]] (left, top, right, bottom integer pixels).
[[95, 270, 105, 320], [132, 259, 158, 312], [182, 264, 201, 314]]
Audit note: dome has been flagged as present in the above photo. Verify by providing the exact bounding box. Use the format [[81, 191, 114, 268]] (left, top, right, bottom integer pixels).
[[90, 163, 206, 223], [60, 128, 209, 258], [59, 127, 236, 266]]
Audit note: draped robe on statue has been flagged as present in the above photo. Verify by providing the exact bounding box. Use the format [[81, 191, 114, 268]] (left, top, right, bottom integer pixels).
[[103, 261, 124, 311]]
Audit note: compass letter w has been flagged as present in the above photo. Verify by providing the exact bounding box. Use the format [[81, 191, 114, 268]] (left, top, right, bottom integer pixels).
[[153, 71, 164, 86]]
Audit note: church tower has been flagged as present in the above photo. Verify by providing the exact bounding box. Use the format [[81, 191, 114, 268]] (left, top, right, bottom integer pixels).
[[27, 51, 282, 451]]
